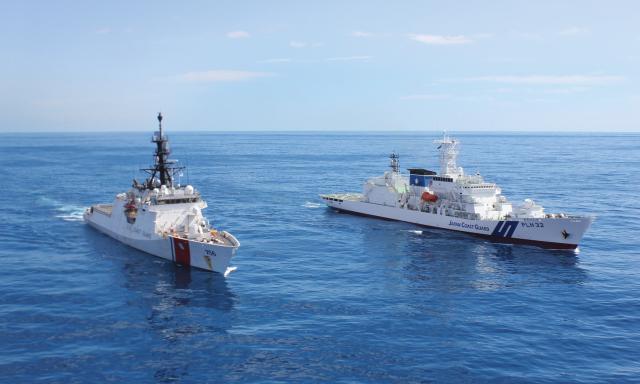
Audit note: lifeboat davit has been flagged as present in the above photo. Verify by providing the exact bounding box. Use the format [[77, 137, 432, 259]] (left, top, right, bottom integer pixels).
[[421, 191, 438, 202]]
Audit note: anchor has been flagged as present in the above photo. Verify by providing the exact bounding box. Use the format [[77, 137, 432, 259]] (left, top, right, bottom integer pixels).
[[561, 229, 570, 239]]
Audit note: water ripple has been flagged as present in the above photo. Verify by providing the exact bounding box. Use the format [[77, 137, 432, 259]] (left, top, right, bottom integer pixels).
[[1, 132, 639, 382]]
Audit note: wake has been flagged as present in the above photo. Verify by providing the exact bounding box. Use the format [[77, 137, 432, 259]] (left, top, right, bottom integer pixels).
[[303, 201, 323, 209], [37, 197, 87, 222]]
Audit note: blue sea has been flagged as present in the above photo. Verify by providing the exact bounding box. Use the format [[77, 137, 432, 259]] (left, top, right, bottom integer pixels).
[[1, 132, 639, 383]]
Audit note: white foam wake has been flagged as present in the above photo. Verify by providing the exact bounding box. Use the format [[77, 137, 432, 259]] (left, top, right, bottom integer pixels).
[[303, 201, 322, 209], [37, 197, 87, 222], [55, 210, 85, 222], [55, 204, 87, 221]]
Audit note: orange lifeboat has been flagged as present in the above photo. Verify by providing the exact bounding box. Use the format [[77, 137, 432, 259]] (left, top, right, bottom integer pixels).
[[421, 191, 438, 202]]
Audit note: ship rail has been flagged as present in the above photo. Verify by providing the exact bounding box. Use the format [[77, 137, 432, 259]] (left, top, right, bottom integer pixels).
[[320, 193, 363, 202], [94, 204, 113, 216]]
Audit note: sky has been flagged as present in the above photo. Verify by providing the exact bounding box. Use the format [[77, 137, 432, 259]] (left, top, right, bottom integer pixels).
[[1, 0, 639, 132]]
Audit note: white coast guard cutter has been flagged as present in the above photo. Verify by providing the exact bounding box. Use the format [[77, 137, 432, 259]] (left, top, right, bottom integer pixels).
[[84, 113, 240, 275], [321, 133, 593, 251]]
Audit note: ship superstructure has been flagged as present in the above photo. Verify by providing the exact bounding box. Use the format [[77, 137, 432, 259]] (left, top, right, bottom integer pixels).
[[84, 113, 239, 275], [321, 133, 593, 250]]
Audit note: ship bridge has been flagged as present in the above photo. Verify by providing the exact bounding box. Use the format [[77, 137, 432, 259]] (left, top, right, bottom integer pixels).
[[144, 185, 203, 206]]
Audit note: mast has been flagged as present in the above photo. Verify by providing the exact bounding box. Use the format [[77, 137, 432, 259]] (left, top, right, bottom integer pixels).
[[140, 113, 185, 189], [154, 112, 172, 186], [433, 132, 460, 176], [389, 151, 400, 173]]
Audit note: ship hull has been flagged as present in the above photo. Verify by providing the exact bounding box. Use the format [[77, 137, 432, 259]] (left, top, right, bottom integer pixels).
[[84, 210, 238, 275], [322, 197, 592, 251]]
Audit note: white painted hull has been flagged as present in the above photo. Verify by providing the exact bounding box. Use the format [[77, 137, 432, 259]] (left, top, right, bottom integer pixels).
[[84, 210, 239, 275], [322, 197, 593, 250]]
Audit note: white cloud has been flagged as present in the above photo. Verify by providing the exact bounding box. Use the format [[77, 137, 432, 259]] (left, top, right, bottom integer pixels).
[[258, 58, 292, 63], [325, 55, 372, 62], [290, 40, 307, 48], [174, 70, 273, 83], [559, 26, 589, 36], [352, 31, 374, 38], [458, 75, 623, 85], [409, 34, 473, 45], [227, 30, 250, 39], [96, 27, 111, 35]]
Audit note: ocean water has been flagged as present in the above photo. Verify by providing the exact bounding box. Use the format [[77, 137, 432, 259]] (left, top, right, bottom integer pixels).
[[0, 131, 639, 383]]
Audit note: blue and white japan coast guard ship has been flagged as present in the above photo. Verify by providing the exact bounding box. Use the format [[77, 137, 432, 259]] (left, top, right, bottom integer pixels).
[[321, 133, 593, 251], [84, 113, 240, 276]]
